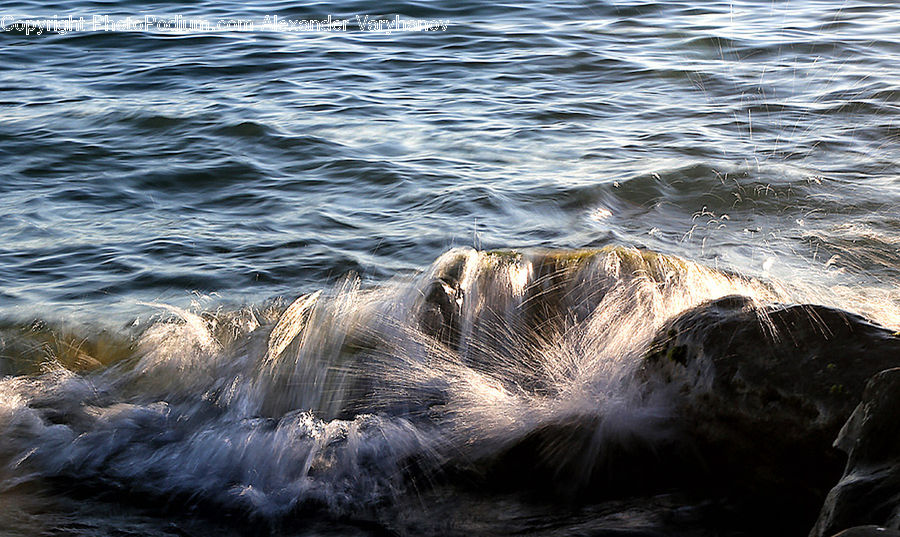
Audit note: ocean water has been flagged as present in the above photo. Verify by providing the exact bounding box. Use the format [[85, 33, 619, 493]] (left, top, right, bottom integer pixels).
[[0, 1, 899, 535]]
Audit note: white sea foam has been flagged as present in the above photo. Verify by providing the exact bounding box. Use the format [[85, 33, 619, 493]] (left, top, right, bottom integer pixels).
[[0, 247, 816, 516]]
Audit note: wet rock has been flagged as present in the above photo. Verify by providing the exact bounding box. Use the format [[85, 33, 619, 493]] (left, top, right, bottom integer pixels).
[[418, 250, 468, 347], [419, 278, 463, 346], [480, 414, 697, 501], [812, 369, 900, 537], [416, 246, 712, 346], [641, 295, 900, 530], [829, 527, 900, 537], [412, 248, 900, 532]]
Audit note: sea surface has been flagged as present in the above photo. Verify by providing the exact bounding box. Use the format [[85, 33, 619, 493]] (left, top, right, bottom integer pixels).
[[0, 1, 898, 536]]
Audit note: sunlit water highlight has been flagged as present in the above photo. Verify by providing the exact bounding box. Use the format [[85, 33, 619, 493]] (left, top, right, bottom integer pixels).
[[1, 0, 899, 535]]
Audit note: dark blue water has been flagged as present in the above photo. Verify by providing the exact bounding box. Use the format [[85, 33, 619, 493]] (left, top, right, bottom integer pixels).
[[2, 0, 897, 321], [1, 1, 899, 535]]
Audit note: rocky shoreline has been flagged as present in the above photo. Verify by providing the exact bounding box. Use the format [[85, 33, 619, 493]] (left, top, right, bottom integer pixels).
[[2, 246, 897, 537], [417, 247, 900, 536], [642, 295, 900, 536]]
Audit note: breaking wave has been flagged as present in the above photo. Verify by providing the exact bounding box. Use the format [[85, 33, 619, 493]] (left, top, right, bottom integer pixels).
[[0, 246, 784, 522]]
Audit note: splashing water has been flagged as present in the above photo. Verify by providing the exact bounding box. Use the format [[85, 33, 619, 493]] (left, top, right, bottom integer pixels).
[[0, 246, 789, 524]]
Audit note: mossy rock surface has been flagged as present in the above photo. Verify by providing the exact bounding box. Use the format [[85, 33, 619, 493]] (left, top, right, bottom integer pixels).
[[420, 246, 708, 346]]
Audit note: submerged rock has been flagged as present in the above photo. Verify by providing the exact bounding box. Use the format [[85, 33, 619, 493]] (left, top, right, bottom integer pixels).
[[416, 246, 736, 347], [418, 249, 468, 347], [641, 295, 900, 530], [812, 369, 900, 537]]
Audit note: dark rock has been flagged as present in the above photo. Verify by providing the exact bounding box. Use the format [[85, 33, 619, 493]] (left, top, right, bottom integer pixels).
[[812, 369, 900, 537], [412, 249, 900, 533], [830, 527, 900, 537], [641, 295, 900, 531], [419, 277, 463, 346], [416, 246, 707, 347], [479, 413, 699, 501]]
